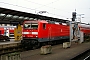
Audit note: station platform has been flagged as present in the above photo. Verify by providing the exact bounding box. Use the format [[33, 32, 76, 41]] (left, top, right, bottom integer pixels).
[[0, 40, 20, 45], [0, 40, 21, 55], [0, 40, 21, 48], [21, 41, 90, 60]]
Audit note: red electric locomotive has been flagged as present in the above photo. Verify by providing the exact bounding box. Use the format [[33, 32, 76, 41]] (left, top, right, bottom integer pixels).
[[21, 20, 90, 49], [21, 20, 70, 49]]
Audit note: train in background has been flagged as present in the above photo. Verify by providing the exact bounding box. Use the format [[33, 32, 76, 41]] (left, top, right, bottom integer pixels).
[[21, 20, 90, 49], [79, 24, 90, 40], [0, 26, 16, 41]]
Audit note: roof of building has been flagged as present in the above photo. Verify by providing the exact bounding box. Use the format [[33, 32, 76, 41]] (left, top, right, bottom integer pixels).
[[0, 7, 69, 24]]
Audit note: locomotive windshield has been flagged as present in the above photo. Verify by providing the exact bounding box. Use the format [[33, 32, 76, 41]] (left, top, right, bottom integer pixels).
[[24, 23, 38, 29]]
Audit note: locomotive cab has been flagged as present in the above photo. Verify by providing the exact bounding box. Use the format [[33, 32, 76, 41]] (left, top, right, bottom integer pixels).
[[22, 20, 39, 49], [23, 22, 38, 39]]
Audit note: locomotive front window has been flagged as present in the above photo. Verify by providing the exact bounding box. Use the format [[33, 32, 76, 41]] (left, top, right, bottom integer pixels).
[[31, 23, 38, 29], [24, 23, 31, 28], [24, 23, 38, 29]]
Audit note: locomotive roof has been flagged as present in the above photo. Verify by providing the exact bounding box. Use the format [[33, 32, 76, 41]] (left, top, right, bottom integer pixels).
[[38, 20, 48, 23], [24, 20, 48, 23]]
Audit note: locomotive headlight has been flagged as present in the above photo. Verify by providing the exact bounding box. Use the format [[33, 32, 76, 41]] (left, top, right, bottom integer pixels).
[[36, 36, 38, 37], [32, 32, 38, 34], [23, 32, 29, 34]]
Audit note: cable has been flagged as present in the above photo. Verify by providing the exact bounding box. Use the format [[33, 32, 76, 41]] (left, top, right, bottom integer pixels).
[[47, 12, 67, 18], [23, 0, 71, 13], [0, 1, 68, 19], [0, 2, 36, 11], [24, 0, 59, 7]]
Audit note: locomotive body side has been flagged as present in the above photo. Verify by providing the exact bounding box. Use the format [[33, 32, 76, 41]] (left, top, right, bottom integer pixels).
[[38, 22, 70, 42]]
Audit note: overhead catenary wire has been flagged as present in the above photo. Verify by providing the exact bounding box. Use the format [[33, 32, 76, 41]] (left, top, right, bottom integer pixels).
[[0, 2, 36, 11], [24, 0, 71, 13], [0, 1, 68, 19]]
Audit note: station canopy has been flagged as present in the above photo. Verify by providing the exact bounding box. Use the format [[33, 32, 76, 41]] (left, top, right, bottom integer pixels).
[[0, 7, 69, 24]]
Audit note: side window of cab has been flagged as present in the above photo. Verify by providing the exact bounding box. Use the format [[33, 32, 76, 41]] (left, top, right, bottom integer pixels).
[[43, 23, 46, 29]]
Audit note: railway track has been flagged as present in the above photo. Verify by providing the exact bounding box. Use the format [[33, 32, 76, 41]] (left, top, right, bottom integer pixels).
[[21, 44, 63, 60], [21, 42, 90, 60], [0, 39, 64, 55], [1, 40, 90, 60], [21, 42, 79, 60], [71, 49, 90, 60]]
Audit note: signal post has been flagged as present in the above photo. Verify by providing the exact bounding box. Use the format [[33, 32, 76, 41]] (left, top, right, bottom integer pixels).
[[63, 11, 84, 48]]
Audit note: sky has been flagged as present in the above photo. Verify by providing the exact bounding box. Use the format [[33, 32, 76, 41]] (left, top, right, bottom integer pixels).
[[0, 0, 90, 23]]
